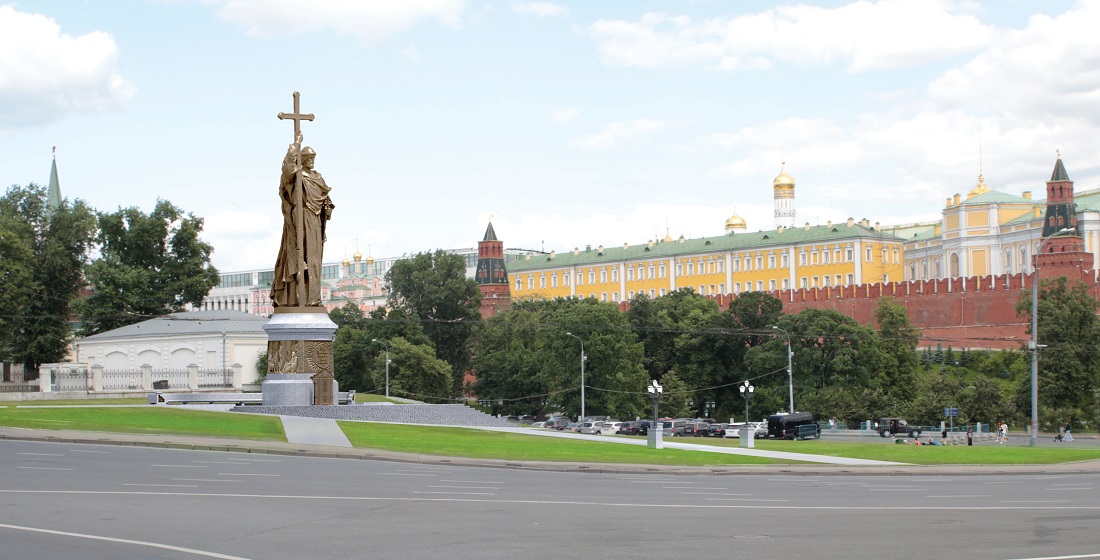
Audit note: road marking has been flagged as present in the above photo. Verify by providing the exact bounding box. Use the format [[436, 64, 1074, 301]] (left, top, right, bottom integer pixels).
[[216, 473, 278, 477], [983, 481, 1023, 484], [926, 495, 992, 498], [193, 461, 254, 465], [681, 492, 750, 496], [382, 473, 436, 477], [68, 450, 109, 454], [3, 490, 1099, 511], [18, 452, 63, 456], [439, 479, 505, 484], [428, 485, 499, 490], [122, 484, 200, 488], [413, 491, 494, 496], [629, 480, 692, 484], [151, 464, 207, 468], [674, 487, 727, 490], [0, 522, 252, 559], [1002, 500, 1070, 504], [706, 498, 789, 502], [17, 466, 73, 471], [173, 479, 241, 483], [1007, 554, 1100, 560], [868, 488, 924, 491]]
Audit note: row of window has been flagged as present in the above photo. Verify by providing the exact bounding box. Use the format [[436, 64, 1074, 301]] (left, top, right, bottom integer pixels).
[[908, 243, 1038, 281]]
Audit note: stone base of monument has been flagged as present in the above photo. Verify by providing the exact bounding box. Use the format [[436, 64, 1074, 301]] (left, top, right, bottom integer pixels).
[[262, 307, 338, 406]]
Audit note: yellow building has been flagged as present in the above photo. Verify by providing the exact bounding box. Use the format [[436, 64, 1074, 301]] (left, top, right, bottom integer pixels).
[[507, 217, 905, 303], [898, 157, 1100, 281]]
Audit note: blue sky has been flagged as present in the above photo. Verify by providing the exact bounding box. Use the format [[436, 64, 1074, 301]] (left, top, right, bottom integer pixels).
[[2, 0, 1097, 271]]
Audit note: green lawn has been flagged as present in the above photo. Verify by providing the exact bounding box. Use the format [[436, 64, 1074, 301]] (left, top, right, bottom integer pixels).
[[0, 406, 286, 441], [338, 422, 788, 465], [1, 398, 149, 407]]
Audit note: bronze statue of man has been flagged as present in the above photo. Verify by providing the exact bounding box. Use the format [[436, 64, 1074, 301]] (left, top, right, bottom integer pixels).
[[271, 135, 335, 307]]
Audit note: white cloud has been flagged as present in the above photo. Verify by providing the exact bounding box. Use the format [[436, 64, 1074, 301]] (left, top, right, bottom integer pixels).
[[0, 6, 134, 129], [589, 0, 993, 72], [573, 119, 681, 150], [511, 1, 569, 18], [551, 107, 578, 124], [403, 44, 422, 62], [210, 0, 465, 43]]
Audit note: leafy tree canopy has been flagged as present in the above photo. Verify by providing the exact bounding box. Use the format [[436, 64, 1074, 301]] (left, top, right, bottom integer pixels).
[[75, 200, 218, 335]]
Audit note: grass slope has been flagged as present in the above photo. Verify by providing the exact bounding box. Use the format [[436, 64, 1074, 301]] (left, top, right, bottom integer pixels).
[[0, 407, 285, 442], [338, 422, 787, 465]]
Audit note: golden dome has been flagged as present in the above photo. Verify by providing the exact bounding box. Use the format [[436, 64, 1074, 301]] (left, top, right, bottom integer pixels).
[[773, 162, 795, 190], [967, 174, 990, 199], [725, 213, 747, 230], [662, 229, 673, 243], [366, 254, 375, 266], [342, 257, 350, 267], [353, 250, 362, 262]]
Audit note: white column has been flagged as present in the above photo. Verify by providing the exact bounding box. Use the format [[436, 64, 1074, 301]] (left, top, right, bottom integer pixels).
[[187, 364, 199, 390]]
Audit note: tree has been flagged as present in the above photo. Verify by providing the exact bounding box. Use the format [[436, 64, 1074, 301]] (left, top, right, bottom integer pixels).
[[0, 184, 96, 372], [746, 308, 881, 411], [1015, 276, 1100, 426], [367, 337, 452, 402], [473, 297, 648, 420], [385, 250, 481, 394], [872, 297, 921, 399], [75, 200, 219, 335], [329, 304, 432, 393]]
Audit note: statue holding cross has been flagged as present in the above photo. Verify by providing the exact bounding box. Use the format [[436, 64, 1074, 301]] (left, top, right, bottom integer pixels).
[[271, 91, 335, 308]]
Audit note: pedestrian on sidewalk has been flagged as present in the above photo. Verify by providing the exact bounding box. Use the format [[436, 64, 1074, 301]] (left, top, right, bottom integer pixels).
[[941, 427, 948, 444], [1064, 421, 1074, 443]]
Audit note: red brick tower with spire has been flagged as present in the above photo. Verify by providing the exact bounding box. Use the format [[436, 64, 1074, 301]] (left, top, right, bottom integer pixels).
[[1035, 152, 1093, 276], [475, 221, 511, 318]]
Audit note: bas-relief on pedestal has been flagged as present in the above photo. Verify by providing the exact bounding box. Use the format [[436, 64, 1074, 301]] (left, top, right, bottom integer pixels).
[[262, 308, 338, 406]]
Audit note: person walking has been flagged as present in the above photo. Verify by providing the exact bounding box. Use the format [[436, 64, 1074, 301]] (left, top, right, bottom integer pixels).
[[998, 421, 1008, 444], [1064, 421, 1074, 443], [942, 427, 948, 444]]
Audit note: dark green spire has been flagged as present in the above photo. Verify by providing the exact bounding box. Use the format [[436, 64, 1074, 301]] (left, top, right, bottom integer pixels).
[[1051, 152, 1070, 182], [46, 147, 62, 218]]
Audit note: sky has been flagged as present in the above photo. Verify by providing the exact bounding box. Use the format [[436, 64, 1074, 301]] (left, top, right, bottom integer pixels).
[[2, 0, 1099, 272]]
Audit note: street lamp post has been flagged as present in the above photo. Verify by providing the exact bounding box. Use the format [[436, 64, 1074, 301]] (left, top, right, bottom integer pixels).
[[647, 380, 663, 449], [739, 381, 755, 449], [371, 338, 391, 398], [771, 325, 794, 413], [1030, 226, 1076, 447], [565, 332, 586, 420]]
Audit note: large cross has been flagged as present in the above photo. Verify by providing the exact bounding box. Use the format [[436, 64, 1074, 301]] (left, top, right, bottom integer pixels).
[[278, 91, 314, 142]]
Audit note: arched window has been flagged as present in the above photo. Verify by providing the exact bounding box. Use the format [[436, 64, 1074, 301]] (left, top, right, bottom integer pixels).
[[1020, 246, 1029, 273], [949, 253, 960, 277], [933, 258, 942, 278], [1004, 249, 1013, 275]]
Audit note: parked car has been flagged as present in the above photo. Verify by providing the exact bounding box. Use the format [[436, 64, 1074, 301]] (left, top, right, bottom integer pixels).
[[767, 412, 820, 440], [707, 423, 729, 437], [545, 417, 571, 430], [661, 419, 686, 437], [531, 421, 546, 428], [725, 421, 766, 439], [682, 422, 710, 437], [598, 421, 622, 435], [564, 422, 581, 433], [578, 421, 601, 435], [876, 417, 922, 438]]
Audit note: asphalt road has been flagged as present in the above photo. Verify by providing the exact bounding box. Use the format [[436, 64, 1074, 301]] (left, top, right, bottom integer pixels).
[[2, 439, 1098, 560]]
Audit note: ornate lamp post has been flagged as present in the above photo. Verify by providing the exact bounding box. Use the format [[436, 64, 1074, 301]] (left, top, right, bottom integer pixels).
[[1030, 226, 1076, 447], [371, 338, 391, 398], [565, 332, 586, 420], [771, 325, 794, 413], [704, 400, 716, 419], [647, 379, 663, 449], [739, 381, 755, 448]]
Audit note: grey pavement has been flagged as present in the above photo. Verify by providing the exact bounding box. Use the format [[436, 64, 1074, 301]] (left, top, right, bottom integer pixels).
[[279, 415, 351, 447]]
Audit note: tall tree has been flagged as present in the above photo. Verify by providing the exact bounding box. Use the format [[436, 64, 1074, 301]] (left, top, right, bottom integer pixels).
[[385, 250, 481, 394], [366, 336, 452, 402], [473, 297, 648, 420], [0, 184, 96, 372], [1015, 276, 1100, 425], [873, 296, 921, 399], [75, 200, 219, 335], [329, 304, 432, 393]]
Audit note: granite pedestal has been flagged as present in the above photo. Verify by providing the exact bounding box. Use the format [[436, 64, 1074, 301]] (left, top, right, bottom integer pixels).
[[262, 307, 338, 406]]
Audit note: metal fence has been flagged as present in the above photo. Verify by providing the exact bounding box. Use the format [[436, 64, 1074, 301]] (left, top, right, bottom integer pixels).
[[54, 367, 91, 392], [102, 369, 142, 391], [0, 384, 36, 393], [198, 368, 232, 388]]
